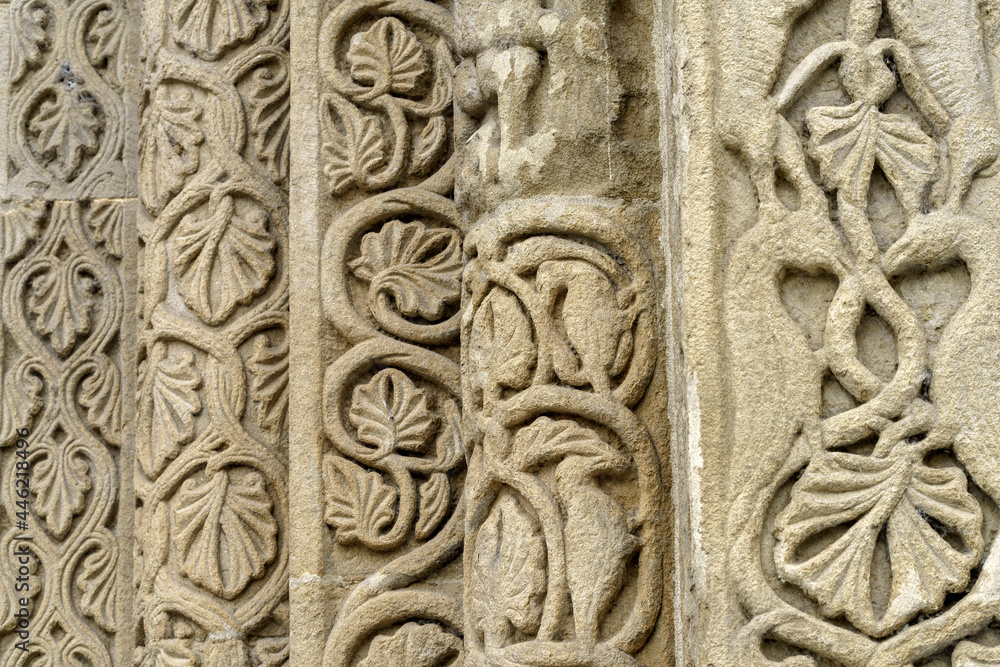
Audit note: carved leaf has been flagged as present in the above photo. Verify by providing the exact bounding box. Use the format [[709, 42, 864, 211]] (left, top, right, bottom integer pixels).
[[28, 258, 97, 356], [139, 90, 203, 214], [411, 116, 448, 175], [349, 368, 437, 456], [174, 470, 278, 599], [2, 201, 46, 261], [77, 539, 118, 631], [774, 450, 984, 637], [28, 87, 102, 181], [350, 220, 462, 322], [249, 334, 288, 436], [471, 289, 536, 392], [359, 622, 461, 667], [142, 349, 202, 477], [472, 494, 546, 645], [806, 102, 938, 204], [248, 62, 290, 185], [88, 3, 128, 88], [173, 195, 276, 324], [322, 455, 397, 548], [0, 368, 42, 448], [347, 17, 427, 95], [169, 0, 271, 59], [415, 472, 450, 540], [322, 99, 385, 194], [11, 0, 49, 83], [87, 199, 124, 257], [80, 356, 122, 446], [33, 441, 92, 539], [510, 417, 621, 472]]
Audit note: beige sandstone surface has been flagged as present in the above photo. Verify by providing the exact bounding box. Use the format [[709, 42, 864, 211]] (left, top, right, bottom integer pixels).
[[1, 0, 999, 664]]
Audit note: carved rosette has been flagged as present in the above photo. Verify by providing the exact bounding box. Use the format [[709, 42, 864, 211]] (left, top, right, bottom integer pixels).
[[721, 0, 1000, 663], [7, 0, 130, 198], [461, 199, 665, 667], [0, 201, 125, 665], [135, 0, 289, 658]]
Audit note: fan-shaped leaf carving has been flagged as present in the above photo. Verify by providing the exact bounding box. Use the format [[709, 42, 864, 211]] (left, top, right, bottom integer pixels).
[[169, 0, 271, 59], [87, 199, 124, 257], [471, 494, 546, 645], [173, 195, 276, 324], [349, 220, 462, 322], [415, 472, 450, 540], [28, 87, 102, 181], [349, 368, 437, 456], [77, 538, 118, 631], [359, 622, 461, 667], [471, 288, 536, 392], [322, 454, 397, 548], [249, 334, 288, 436], [88, 3, 128, 88], [510, 417, 620, 472], [142, 349, 202, 476], [28, 258, 97, 356], [2, 201, 46, 261], [347, 17, 427, 95], [174, 470, 278, 599], [80, 356, 122, 446], [11, 0, 50, 83], [139, 90, 203, 214], [774, 450, 984, 637], [322, 98, 385, 194], [33, 441, 92, 539]]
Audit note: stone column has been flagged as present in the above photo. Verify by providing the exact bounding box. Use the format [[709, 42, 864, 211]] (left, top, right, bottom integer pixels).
[[455, 0, 672, 663], [135, 0, 290, 660], [0, 0, 138, 660]]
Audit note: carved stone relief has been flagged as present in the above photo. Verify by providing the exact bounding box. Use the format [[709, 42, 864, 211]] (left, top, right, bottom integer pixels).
[[135, 0, 289, 659], [675, 0, 1000, 663]]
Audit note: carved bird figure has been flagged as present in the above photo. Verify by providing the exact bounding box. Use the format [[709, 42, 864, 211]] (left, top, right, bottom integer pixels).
[[885, 210, 1000, 503], [724, 209, 850, 547], [555, 453, 639, 644]]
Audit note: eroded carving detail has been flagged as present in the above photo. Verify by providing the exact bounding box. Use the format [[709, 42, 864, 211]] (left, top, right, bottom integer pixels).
[[722, 0, 1000, 663], [136, 0, 289, 658]]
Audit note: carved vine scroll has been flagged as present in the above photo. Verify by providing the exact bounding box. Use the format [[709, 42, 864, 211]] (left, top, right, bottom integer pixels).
[[135, 0, 289, 659], [720, 0, 1000, 663]]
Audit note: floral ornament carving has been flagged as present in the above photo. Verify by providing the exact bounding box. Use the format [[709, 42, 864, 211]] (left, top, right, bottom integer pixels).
[[142, 348, 202, 476], [722, 0, 1000, 662], [32, 438, 93, 539], [319, 4, 455, 195], [27, 251, 98, 356], [139, 89, 204, 215], [28, 87, 103, 181], [169, 0, 275, 59]]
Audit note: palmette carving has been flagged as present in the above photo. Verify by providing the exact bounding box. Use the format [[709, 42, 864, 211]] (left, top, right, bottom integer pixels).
[[721, 0, 1000, 663], [136, 0, 289, 657], [0, 200, 127, 665]]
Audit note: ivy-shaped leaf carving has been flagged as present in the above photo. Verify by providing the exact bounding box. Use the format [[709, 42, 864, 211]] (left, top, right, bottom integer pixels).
[[11, 0, 50, 83], [471, 288, 536, 393], [173, 195, 276, 324], [1, 200, 46, 261], [249, 334, 288, 436], [472, 494, 547, 647], [322, 454, 397, 548], [33, 440, 92, 539], [322, 98, 385, 194], [415, 472, 450, 540], [774, 449, 984, 637], [87, 199, 123, 257], [349, 368, 437, 456], [87, 2, 128, 88], [359, 622, 461, 667], [77, 538, 118, 631], [174, 470, 278, 599], [28, 87, 102, 181], [410, 116, 448, 176], [347, 17, 428, 96], [80, 356, 122, 446], [142, 349, 202, 477], [28, 257, 98, 357], [141, 641, 197, 667], [169, 0, 272, 60], [139, 90, 203, 214], [248, 62, 290, 185], [349, 220, 462, 322]]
